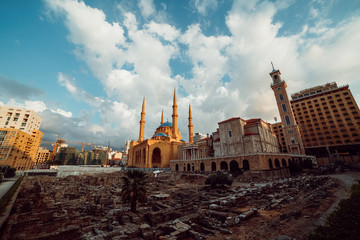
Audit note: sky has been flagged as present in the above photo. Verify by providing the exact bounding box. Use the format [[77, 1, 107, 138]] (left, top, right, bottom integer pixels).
[[1, 0, 360, 151]]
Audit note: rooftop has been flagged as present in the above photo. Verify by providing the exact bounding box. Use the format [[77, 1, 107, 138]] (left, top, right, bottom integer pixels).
[[291, 82, 348, 101]]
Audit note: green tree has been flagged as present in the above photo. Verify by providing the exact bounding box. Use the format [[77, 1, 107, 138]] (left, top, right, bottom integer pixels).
[[121, 169, 148, 213]]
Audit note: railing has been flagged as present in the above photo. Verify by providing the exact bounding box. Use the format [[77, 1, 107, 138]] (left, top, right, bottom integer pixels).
[[270, 80, 285, 87]]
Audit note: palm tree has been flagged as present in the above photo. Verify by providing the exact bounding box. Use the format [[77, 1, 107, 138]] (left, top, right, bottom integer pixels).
[[121, 169, 148, 212]]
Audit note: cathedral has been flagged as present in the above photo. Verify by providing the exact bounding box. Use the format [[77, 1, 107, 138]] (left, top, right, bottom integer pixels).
[[127, 90, 193, 168]]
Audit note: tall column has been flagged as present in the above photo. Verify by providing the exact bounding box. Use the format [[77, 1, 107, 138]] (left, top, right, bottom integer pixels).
[[161, 109, 164, 124], [138, 98, 145, 142], [269, 65, 305, 155], [188, 104, 194, 143], [172, 89, 178, 139]]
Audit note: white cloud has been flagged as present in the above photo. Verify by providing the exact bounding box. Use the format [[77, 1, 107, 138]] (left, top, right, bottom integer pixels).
[[2, 99, 48, 113], [51, 108, 73, 118], [42, 0, 360, 146], [138, 0, 155, 18], [193, 0, 217, 15], [58, 72, 77, 95], [145, 21, 180, 41], [45, 0, 125, 79], [24, 101, 48, 112]]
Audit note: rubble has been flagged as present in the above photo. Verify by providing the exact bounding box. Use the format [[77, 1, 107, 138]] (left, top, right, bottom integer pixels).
[[0, 172, 342, 240]]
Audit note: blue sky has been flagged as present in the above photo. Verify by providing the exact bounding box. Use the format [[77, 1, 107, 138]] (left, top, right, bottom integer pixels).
[[1, 0, 360, 150]]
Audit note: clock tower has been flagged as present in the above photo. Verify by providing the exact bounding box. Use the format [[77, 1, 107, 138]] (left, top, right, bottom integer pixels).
[[270, 64, 305, 155]]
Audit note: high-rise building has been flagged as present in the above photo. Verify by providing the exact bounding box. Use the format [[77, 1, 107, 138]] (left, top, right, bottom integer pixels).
[[0, 106, 42, 134], [270, 67, 305, 155], [0, 106, 43, 169], [0, 128, 43, 170], [290, 82, 360, 165], [271, 122, 287, 153], [36, 147, 51, 165]]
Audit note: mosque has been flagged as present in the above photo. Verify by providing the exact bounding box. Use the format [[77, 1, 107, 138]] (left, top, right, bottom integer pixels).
[[127, 90, 193, 168]]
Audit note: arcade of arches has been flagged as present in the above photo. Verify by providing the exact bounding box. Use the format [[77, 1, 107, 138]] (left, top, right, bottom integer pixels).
[[170, 154, 306, 173]]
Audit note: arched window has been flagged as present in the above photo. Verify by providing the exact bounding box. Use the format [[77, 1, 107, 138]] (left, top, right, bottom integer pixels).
[[243, 160, 250, 171], [220, 161, 228, 171], [285, 115, 291, 126], [200, 163, 205, 172], [279, 94, 284, 101], [152, 148, 161, 168], [268, 158, 273, 169], [230, 160, 240, 172], [175, 164, 179, 171], [211, 162, 216, 172], [281, 103, 287, 112], [275, 159, 280, 168]]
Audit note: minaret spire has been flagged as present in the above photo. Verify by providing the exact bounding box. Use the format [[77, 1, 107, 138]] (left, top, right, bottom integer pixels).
[[138, 98, 145, 142], [188, 104, 193, 143], [172, 89, 178, 139], [161, 109, 164, 124]]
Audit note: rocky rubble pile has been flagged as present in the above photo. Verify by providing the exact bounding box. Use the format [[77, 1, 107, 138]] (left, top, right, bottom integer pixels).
[[0, 172, 338, 240]]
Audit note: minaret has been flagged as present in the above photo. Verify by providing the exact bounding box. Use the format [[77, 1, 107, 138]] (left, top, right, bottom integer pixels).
[[138, 98, 145, 142], [270, 64, 305, 155], [161, 109, 164, 124], [188, 104, 194, 143], [172, 89, 178, 139]]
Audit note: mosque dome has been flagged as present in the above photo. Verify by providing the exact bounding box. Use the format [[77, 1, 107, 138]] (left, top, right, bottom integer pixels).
[[159, 121, 173, 128], [154, 133, 169, 137]]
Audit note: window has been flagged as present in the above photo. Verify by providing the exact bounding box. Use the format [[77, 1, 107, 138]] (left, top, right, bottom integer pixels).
[[285, 115, 291, 126], [228, 130, 232, 138], [282, 104, 288, 112], [279, 94, 284, 101]]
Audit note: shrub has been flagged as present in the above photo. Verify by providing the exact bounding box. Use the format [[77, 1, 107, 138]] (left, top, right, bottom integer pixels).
[[4, 168, 16, 178], [307, 184, 360, 240], [205, 172, 233, 188]]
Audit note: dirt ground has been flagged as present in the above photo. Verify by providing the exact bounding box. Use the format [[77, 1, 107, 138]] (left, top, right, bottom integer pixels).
[[1, 170, 359, 240], [208, 171, 360, 240]]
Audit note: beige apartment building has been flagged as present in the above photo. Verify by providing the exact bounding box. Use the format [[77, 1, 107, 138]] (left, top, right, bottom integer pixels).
[[271, 122, 287, 153], [290, 82, 360, 165], [0, 106, 42, 134], [36, 147, 51, 165], [0, 128, 43, 170]]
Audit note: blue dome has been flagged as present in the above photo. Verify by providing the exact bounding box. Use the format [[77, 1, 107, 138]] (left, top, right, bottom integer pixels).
[[154, 133, 168, 137], [180, 139, 185, 142], [159, 121, 172, 127]]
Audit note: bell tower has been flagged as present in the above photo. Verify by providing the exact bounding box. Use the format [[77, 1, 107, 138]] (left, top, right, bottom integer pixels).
[[270, 64, 305, 155]]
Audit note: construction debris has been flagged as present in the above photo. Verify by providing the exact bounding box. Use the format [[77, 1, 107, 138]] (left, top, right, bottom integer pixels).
[[0, 172, 342, 240]]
